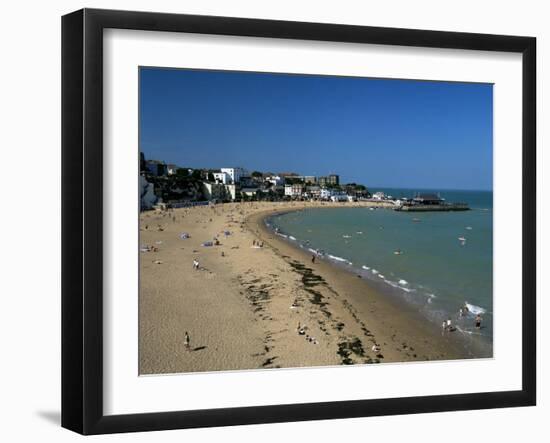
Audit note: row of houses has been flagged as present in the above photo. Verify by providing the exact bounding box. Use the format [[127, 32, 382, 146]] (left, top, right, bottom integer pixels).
[[140, 152, 368, 208], [142, 155, 341, 189], [207, 171, 352, 202], [283, 184, 362, 201], [203, 182, 359, 202]]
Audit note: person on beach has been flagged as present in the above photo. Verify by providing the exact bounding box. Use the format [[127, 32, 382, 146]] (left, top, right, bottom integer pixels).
[[311, 254, 316, 264], [475, 314, 482, 329], [184, 332, 190, 350], [193, 259, 199, 270]]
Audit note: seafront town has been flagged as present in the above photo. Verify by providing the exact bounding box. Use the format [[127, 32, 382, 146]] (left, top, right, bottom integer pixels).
[[140, 153, 465, 212], [140, 152, 374, 210]]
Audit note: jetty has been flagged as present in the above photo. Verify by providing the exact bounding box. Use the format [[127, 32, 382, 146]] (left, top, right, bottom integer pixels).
[[395, 193, 469, 212]]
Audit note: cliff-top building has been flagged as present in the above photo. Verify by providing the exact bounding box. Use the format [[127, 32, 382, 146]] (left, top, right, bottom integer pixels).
[[145, 159, 168, 176], [294, 175, 317, 184], [167, 164, 179, 175], [220, 167, 249, 184], [318, 174, 339, 186]]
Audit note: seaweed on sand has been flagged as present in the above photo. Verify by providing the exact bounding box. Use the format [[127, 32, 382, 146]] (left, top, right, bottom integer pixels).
[[239, 279, 271, 314], [261, 356, 278, 367], [289, 261, 326, 287], [337, 337, 366, 365], [288, 260, 334, 318]]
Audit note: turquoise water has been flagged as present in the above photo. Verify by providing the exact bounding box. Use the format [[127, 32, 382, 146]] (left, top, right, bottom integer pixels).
[[267, 190, 493, 353]]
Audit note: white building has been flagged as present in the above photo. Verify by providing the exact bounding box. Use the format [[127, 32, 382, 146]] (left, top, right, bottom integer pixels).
[[225, 184, 237, 201], [285, 184, 304, 198], [266, 175, 284, 186], [202, 182, 237, 201], [305, 185, 321, 199], [320, 188, 332, 200], [330, 193, 348, 202], [201, 182, 228, 201], [167, 164, 178, 175], [213, 172, 230, 184], [320, 187, 348, 202], [372, 192, 386, 200], [221, 167, 249, 184]]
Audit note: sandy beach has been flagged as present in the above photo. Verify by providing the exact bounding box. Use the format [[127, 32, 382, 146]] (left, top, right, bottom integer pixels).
[[139, 201, 469, 375]]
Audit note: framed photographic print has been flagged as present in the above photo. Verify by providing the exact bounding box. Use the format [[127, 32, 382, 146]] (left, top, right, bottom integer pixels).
[[61, 8, 536, 435]]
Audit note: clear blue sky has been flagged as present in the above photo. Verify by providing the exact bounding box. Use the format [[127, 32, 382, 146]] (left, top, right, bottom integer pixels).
[[140, 67, 493, 191]]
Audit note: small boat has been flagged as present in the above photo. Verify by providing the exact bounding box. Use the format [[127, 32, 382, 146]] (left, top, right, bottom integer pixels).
[[465, 226, 473, 230], [394, 249, 403, 255], [458, 237, 466, 242]]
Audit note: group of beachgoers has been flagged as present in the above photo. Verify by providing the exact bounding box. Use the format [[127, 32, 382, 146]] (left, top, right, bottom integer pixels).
[[442, 303, 483, 333], [140, 244, 159, 253], [297, 322, 318, 345], [141, 223, 166, 232]]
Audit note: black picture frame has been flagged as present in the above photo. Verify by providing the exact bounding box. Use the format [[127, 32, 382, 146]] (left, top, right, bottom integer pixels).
[[61, 8, 536, 435]]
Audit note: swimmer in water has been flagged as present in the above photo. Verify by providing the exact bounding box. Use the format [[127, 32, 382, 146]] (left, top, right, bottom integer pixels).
[[475, 314, 482, 329]]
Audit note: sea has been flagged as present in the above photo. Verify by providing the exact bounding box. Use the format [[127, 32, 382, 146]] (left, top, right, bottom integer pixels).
[[266, 189, 493, 355]]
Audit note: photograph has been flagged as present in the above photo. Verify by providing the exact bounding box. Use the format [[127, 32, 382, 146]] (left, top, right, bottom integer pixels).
[[138, 67, 494, 375]]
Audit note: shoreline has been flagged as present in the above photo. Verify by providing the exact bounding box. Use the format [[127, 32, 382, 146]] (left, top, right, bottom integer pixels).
[[139, 201, 481, 376]]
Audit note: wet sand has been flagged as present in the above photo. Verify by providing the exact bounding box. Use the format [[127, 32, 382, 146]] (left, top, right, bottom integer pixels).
[[139, 201, 468, 375]]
